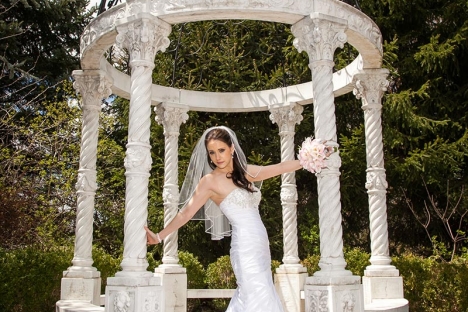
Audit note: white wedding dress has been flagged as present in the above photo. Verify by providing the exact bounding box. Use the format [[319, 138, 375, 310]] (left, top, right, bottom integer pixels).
[[219, 187, 284, 312]]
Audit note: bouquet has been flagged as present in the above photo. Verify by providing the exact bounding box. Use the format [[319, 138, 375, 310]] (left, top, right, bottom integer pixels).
[[297, 137, 335, 173]]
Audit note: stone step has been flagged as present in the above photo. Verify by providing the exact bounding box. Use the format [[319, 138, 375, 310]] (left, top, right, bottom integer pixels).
[[365, 299, 409, 312], [56, 300, 104, 312]]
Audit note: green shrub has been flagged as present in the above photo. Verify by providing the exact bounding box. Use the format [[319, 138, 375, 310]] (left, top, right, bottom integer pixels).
[[394, 254, 468, 312], [92, 246, 122, 293], [205, 255, 236, 289], [178, 251, 207, 289], [344, 248, 370, 276], [301, 254, 320, 275], [0, 246, 73, 312], [271, 259, 281, 271]]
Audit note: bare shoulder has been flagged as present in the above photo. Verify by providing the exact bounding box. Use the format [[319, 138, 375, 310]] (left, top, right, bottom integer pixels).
[[198, 173, 216, 192]]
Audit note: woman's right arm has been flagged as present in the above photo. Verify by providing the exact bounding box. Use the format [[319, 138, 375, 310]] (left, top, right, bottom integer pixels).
[[145, 176, 213, 244]]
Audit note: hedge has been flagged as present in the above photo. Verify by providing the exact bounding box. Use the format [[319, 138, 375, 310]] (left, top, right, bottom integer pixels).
[[1, 247, 467, 312]]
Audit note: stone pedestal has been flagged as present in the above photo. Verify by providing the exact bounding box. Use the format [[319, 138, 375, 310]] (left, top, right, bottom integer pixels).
[[275, 265, 308, 312], [61, 270, 101, 305], [105, 275, 163, 312], [154, 266, 187, 312], [363, 275, 404, 303], [362, 268, 408, 311], [304, 276, 363, 312]]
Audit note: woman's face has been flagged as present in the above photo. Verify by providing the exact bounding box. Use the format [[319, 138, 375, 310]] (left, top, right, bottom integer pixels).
[[206, 139, 234, 170]]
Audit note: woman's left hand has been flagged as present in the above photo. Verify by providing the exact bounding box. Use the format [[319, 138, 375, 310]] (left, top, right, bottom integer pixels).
[[144, 226, 160, 245]]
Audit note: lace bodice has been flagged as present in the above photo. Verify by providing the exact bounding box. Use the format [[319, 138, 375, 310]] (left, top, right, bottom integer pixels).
[[220, 187, 261, 210]]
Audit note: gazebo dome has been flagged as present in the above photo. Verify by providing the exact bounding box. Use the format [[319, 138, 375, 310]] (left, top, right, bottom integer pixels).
[[80, 0, 382, 111]]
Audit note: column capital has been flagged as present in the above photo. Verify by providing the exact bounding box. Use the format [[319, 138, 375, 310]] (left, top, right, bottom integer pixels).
[[269, 103, 303, 133], [154, 103, 189, 135], [292, 13, 347, 62], [353, 69, 390, 110], [116, 16, 171, 65], [72, 70, 113, 109]]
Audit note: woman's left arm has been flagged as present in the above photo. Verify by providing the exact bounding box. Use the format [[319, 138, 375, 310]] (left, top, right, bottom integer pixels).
[[246, 160, 302, 182]]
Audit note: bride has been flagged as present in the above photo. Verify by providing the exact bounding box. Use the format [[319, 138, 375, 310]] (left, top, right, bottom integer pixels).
[[145, 126, 302, 312]]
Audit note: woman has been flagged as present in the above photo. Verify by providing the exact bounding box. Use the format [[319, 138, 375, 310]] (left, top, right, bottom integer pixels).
[[145, 126, 302, 312]]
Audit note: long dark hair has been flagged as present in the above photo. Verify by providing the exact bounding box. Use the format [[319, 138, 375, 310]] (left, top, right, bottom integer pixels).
[[205, 128, 254, 193]]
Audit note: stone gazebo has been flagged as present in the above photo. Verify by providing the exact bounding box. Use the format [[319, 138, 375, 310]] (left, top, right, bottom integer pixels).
[[57, 0, 409, 311]]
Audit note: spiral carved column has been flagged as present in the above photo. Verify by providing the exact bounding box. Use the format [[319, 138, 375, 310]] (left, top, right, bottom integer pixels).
[[269, 103, 308, 312], [353, 71, 405, 309], [292, 14, 350, 278], [292, 14, 364, 312], [115, 17, 171, 275], [71, 70, 112, 270], [353, 69, 400, 276], [269, 103, 303, 266], [155, 103, 189, 266], [60, 70, 111, 305]]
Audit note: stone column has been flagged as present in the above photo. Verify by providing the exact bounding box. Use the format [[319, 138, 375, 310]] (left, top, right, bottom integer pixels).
[[105, 16, 171, 312], [292, 13, 363, 312], [154, 103, 188, 312], [353, 70, 407, 309], [60, 70, 112, 305], [269, 103, 308, 312]]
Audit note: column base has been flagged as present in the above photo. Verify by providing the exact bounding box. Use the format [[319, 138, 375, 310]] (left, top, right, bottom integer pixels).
[[304, 283, 364, 312], [105, 276, 163, 312], [275, 265, 308, 312], [362, 275, 406, 307], [61, 269, 101, 305], [308, 274, 361, 286], [154, 266, 187, 312]]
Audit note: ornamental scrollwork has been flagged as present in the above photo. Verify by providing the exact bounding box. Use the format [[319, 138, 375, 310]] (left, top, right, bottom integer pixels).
[[114, 291, 131, 312], [308, 289, 329, 312], [365, 170, 388, 191], [124, 146, 152, 171], [341, 291, 356, 312], [75, 171, 97, 192]]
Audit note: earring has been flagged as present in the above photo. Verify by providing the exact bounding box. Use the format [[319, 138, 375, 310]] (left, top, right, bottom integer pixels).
[[231, 153, 234, 158]]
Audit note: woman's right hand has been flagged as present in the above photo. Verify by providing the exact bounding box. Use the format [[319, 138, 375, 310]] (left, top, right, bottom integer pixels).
[[145, 226, 161, 245]]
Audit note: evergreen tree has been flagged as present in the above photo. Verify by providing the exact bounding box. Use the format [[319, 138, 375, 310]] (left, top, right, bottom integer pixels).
[[0, 0, 94, 249]]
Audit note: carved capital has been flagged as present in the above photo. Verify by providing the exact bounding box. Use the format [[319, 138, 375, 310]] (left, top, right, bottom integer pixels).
[[116, 17, 171, 64], [154, 104, 189, 134], [292, 15, 347, 62], [72, 71, 113, 109], [269, 103, 303, 133], [353, 69, 389, 109]]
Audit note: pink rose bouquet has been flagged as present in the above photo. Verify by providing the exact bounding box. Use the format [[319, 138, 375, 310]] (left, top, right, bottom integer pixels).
[[297, 137, 335, 173]]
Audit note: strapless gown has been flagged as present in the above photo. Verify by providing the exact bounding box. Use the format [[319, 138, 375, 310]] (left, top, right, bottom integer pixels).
[[219, 187, 284, 312]]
